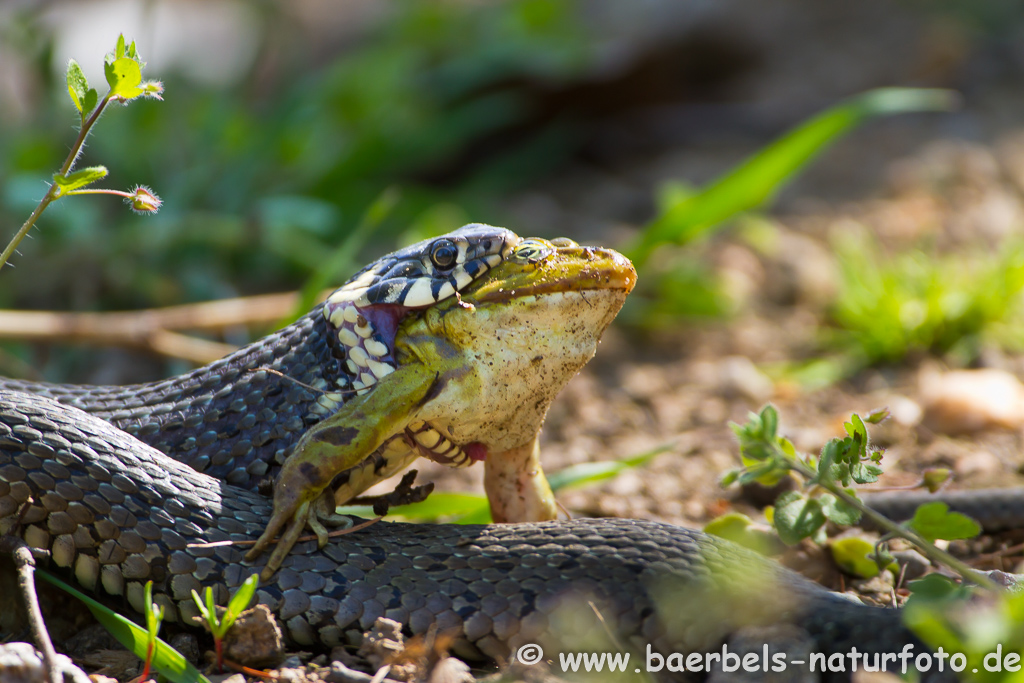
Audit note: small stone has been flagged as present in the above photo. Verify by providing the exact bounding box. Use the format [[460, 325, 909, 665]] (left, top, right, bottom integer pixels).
[[222, 604, 285, 668], [281, 655, 305, 669], [717, 356, 774, 403], [920, 367, 1024, 433], [169, 632, 200, 664], [207, 674, 246, 683], [891, 549, 931, 581], [953, 449, 1003, 480], [0, 642, 91, 683], [429, 657, 473, 683]]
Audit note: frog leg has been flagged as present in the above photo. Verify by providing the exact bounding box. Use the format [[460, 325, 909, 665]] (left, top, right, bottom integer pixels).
[[246, 363, 439, 579], [483, 436, 558, 523]]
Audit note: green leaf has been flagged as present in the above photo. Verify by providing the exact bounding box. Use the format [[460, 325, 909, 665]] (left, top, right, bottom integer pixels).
[[907, 502, 981, 542], [773, 491, 827, 545], [38, 570, 210, 683], [760, 404, 779, 441], [720, 469, 740, 487], [922, 468, 952, 493], [629, 88, 957, 264], [820, 491, 863, 526], [144, 580, 163, 638], [104, 57, 144, 100], [224, 574, 259, 629], [830, 536, 888, 579], [66, 59, 88, 114], [704, 512, 782, 556], [850, 461, 882, 485], [338, 492, 491, 523], [83, 88, 98, 115], [52, 166, 108, 194], [905, 573, 969, 603], [116, 34, 126, 59], [816, 440, 840, 485], [864, 407, 890, 424], [546, 445, 669, 491]]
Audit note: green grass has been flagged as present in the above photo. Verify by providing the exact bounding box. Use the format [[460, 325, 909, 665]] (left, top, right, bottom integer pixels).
[[623, 88, 957, 323], [829, 231, 1024, 367]]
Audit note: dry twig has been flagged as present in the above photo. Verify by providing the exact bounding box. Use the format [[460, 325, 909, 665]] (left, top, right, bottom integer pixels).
[[0, 288, 334, 364]]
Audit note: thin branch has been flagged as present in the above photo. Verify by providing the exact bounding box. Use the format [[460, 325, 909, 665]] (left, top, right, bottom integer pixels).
[[1, 96, 113, 270], [0, 288, 334, 364], [0, 535, 60, 683]]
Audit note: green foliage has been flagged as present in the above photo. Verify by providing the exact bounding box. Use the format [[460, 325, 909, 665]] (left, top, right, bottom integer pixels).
[[1, 2, 592, 328], [829, 536, 893, 579], [830, 231, 1024, 367], [52, 166, 108, 195], [1, 33, 163, 273], [191, 573, 259, 670], [65, 59, 97, 117], [191, 573, 259, 641], [630, 88, 956, 263], [141, 580, 165, 680], [719, 404, 990, 586], [545, 444, 669, 491], [624, 88, 956, 324], [38, 570, 210, 683], [907, 502, 982, 542], [703, 512, 783, 556], [903, 574, 1024, 682]]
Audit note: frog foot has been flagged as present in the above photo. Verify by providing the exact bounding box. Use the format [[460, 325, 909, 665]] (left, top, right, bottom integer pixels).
[[307, 491, 354, 547], [246, 490, 353, 581]]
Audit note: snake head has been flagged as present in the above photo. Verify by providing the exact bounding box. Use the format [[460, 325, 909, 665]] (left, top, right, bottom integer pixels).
[[320, 225, 519, 396]]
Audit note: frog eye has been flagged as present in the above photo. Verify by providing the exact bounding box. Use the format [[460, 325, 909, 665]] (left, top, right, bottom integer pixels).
[[514, 239, 553, 263], [429, 239, 459, 270]]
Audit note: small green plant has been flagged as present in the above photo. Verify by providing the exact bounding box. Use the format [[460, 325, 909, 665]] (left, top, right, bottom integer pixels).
[[1, 34, 163, 270], [38, 570, 209, 683], [190, 573, 259, 672], [140, 580, 165, 682], [902, 574, 1024, 682], [713, 404, 994, 589], [829, 231, 1024, 368]]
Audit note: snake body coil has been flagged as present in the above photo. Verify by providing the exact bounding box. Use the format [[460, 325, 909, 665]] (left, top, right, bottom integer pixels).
[[0, 390, 929, 674]]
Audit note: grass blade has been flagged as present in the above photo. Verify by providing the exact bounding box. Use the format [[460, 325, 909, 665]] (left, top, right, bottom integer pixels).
[[546, 444, 671, 491], [37, 570, 211, 683], [629, 88, 957, 265], [337, 492, 491, 523], [277, 186, 400, 327]]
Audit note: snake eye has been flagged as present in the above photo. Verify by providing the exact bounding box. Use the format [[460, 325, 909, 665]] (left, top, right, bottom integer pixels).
[[429, 239, 458, 270]]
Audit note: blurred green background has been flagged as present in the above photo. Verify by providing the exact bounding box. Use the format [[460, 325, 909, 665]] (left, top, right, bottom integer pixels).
[[3, 0, 1024, 382]]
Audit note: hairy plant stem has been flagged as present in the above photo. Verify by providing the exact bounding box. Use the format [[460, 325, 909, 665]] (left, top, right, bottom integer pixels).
[[787, 457, 1001, 591], [0, 94, 112, 270]]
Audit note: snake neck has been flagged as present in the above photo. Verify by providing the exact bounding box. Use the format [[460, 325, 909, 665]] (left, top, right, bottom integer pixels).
[[0, 310, 347, 488]]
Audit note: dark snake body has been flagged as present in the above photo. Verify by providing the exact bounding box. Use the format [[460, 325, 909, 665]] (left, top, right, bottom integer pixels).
[[0, 311, 336, 489], [0, 390, 929, 678]]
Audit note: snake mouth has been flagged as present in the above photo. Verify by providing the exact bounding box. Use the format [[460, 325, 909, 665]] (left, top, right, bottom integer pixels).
[[465, 245, 637, 305]]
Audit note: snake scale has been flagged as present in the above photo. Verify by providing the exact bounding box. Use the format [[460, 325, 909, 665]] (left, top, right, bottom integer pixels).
[[0, 223, 1004, 679]]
